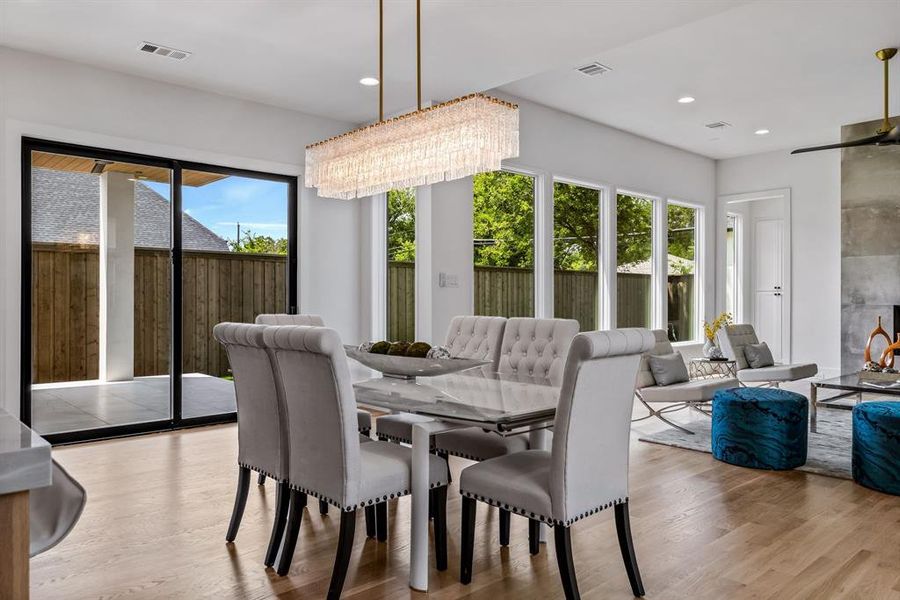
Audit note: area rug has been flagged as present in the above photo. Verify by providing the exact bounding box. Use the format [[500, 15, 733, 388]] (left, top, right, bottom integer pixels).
[[638, 408, 853, 480]]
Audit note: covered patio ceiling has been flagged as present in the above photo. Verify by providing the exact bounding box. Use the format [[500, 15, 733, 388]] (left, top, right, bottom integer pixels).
[[31, 151, 227, 187]]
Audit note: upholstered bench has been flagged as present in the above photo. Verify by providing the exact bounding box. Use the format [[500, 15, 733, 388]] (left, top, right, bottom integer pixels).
[[852, 401, 900, 496], [711, 387, 808, 470]]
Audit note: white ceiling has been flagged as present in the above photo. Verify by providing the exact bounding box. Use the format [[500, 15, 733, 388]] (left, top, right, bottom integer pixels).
[[1, 0, 897, 159], [500, 0, 900, 158]]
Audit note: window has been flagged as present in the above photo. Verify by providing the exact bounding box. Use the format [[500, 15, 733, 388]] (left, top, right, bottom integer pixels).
[[725, 213, 740, 321], [387, 188, 416, 341], [553, 181, 599, 331], [616, 193, 653, 328], [473, 171, 535, 317], [667, 203, 698, 342]]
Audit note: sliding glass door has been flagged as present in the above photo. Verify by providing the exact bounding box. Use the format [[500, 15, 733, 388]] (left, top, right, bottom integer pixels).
[[22, 139, 297, 443]]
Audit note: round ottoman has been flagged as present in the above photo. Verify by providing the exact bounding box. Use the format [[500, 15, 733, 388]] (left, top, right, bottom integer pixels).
[[852, 401, 900, 496], [711, 387, 808, 470]]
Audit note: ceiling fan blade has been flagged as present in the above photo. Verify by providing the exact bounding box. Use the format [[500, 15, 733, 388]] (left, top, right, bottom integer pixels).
[[790, 132, 889, 154]]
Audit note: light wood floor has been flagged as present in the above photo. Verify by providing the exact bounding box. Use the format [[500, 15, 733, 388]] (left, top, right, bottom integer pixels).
[[32, 417, 900, 600]]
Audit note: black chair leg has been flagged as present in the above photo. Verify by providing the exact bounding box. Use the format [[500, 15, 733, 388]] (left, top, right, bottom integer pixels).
[[554, 525, 580, 600], [319, 499, 329, 516], [437, 450, 452, 483], [375, 501, 388, 542], [225, 466, 251, 542], [528, 518, 541, 555], [433, 486, 448, 571], [364, 505, 376, 538], [264, 481, 291, 567], [327, 509, 356, 600], [276, 491, 307, 576], [257, 472, 266, 486], [615, 502, 645, 597], [499, 508, 511, 546], [460, 496, 476, 584]]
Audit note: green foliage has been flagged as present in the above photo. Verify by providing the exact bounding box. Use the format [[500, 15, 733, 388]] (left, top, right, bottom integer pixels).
[[553, 182, 598, 271], [473, 171, 534, 268], [387, 188, 416, 262], [229, 230, 287, 255], [667, 204, 696, 274], [616, 194, 653, 268]]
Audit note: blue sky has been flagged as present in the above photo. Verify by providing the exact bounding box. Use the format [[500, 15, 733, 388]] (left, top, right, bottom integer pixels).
[[145, 175, 288, 243]]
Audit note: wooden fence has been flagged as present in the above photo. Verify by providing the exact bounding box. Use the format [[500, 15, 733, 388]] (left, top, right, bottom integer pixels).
[[31, 243, 286, 383], [31, 246, 694, 384]]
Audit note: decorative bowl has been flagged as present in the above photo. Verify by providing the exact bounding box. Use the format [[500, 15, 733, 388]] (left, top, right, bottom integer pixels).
[[344, 346, 488, 380]]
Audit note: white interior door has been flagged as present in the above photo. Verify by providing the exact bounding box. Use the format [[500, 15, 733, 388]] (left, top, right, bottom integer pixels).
[[753, 218, 784, 362]]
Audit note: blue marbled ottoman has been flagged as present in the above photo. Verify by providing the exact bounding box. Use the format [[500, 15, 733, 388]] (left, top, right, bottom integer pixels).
[[852, 402, 900, 496], [711, 387, 808, 470]]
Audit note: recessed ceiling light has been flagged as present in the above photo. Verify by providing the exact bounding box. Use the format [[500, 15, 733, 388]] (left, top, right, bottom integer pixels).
[[677, 96, 695, 104], [359, 77, 379, 86], [755, 129, 770, 135]]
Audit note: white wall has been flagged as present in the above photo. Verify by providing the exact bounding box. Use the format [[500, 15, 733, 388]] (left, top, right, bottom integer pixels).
[[0, 47, 362, 416], [716, 149, 841, 377], [406, 94, 717, 345]]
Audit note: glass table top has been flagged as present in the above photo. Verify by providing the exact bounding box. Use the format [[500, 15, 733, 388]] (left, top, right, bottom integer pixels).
[[813, 372, 900, 396], [350, 364, 561, 430]]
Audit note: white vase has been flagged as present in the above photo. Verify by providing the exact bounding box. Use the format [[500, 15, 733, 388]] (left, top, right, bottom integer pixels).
[[703, 339, 723, 359]]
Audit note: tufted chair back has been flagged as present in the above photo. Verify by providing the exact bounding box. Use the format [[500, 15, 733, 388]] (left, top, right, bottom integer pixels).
[[550, 328, 654, 525], [719, 324, 760, 370], [261, 325, 363, 508], [496, 318, 579, 381], [255, 313, 325, 326], [635, 329, 675, 389], [213, 322, 287, 480], [443, 316, 507, 367]]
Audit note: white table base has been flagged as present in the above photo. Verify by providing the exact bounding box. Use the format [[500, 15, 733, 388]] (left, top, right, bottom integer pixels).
[[410, 420, 466, 591]]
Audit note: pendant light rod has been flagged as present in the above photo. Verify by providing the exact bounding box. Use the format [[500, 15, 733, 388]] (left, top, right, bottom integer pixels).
[[876, 48, 895, 133], [378, 0, 384, 122], [416, 0, 422, 111]]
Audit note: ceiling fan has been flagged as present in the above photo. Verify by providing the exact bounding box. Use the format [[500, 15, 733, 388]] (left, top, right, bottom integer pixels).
[[791, 48, 899, 154]]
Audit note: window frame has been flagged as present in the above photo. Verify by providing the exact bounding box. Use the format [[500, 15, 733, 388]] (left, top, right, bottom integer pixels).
[[614, 188, 662, 331], [666, 198, 705, 344]]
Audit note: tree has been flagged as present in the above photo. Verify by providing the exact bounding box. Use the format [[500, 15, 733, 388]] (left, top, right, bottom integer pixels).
[[616, 194, 653, 268], [473, 171, 534, 268], [666, 204, 696, 274], [553, 182, 598, 271], [387, 188, 416, 262], [229, 230, 287, 255]]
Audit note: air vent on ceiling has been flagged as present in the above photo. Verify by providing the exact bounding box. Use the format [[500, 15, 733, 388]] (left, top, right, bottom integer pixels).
[[705, 121, 732, 130], [575, 62, 612, 77], [138, 41, 191, 61]]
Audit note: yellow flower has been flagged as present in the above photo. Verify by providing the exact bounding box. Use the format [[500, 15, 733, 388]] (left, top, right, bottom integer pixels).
[[703, 312, 733, 342]]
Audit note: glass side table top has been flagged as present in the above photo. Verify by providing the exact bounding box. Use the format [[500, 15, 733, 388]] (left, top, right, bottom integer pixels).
[[351, 364, 561, 431], [812, 373, 900, 396], [688, 358, 737, 379]]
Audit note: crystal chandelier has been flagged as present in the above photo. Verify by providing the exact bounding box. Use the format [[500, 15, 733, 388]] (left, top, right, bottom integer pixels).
[[305, 0, 519, 200]]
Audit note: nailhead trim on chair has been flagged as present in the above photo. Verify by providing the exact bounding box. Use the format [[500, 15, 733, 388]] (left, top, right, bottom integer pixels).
[[288, 480, 448, 512], [238, 462, 283, 481], [458, 489, 628, 527]]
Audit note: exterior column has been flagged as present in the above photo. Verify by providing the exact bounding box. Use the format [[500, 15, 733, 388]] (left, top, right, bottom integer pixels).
[[99, 172, 135, 382]]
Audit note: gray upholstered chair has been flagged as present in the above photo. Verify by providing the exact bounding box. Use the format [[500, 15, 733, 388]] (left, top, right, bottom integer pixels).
[[433, 316, 578, 547], [458, 328, 655, 599], [719, 324, 817, 386], [29, 460, 86, 557], [212, 322, 292, 568], [374, 315, 507, 444], [255, 313, 373, 514], [261, 325, 450, 595], [633, 329, 738, 434]]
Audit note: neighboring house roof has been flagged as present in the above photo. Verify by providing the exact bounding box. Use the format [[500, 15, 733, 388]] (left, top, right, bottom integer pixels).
[[617, 254, 695, 275], [31, 167, 229, 252]]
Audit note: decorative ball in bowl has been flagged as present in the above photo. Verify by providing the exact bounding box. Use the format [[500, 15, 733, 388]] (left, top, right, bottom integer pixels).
[[345, 341, 488, 380]]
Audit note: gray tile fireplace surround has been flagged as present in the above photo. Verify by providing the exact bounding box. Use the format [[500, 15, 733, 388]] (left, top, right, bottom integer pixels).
[[840, 116, 900, 372]]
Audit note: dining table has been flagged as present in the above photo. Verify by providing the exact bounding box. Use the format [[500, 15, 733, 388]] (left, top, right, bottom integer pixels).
[[349, 363, 562, 592]]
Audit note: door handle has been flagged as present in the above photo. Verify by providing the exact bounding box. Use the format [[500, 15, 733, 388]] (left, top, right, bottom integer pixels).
[[774, 286, 781, 290], [774, 292, 781, 297]]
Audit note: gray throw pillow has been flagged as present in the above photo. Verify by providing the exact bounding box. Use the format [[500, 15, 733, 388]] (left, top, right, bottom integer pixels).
[[744, 342, 774, 368], [647, 352, 689, 386]]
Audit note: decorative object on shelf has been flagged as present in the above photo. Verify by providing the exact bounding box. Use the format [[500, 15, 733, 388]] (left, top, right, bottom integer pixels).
[[344, 345, 487, 380], [878, 333, 900, 371], [304, 0, 519, 200], [792, 48, 899, 154], [357, 341, 375, 353], [864, 315, 893, 367], [702, 312, 732, 359]]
